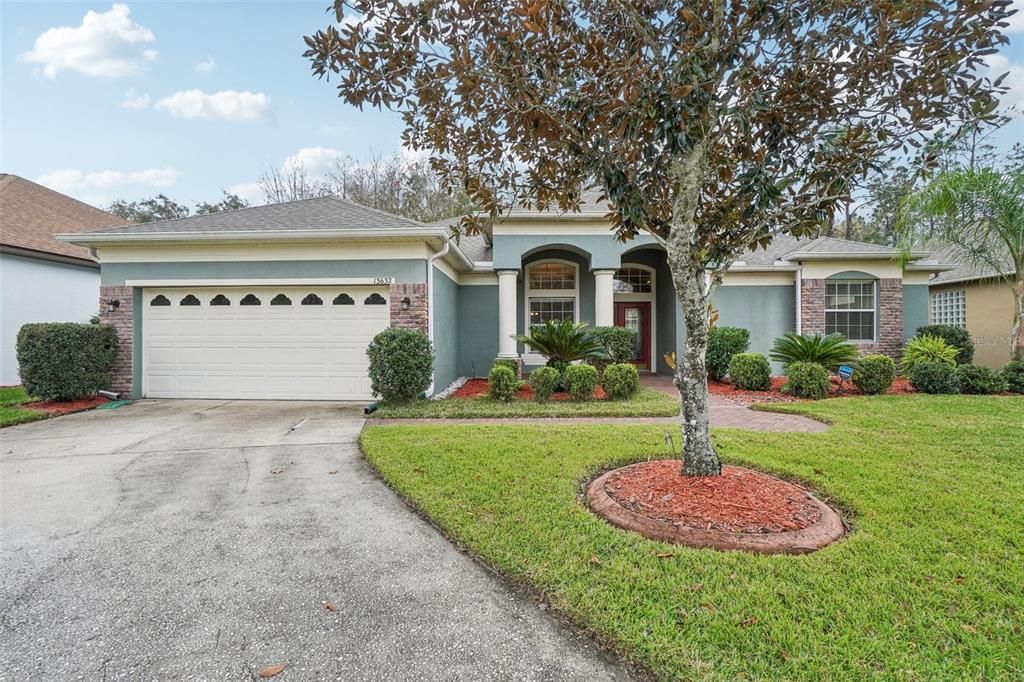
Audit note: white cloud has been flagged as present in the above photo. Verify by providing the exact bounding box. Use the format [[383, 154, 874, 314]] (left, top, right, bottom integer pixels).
[[227, 182, 266, 204], [283, 147, 345, 176], [196, 56, 215, 73], [22, 4, 156, 78], [1007, 0, 1024, 33], [155, 89, 270, 121], [37, 167, 180, 194], [984, 54, 1024, 108], [121, 88, 150, 110]]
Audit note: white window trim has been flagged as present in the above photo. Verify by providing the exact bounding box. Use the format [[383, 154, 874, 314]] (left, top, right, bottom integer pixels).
[[612, 263, 656, 300], [613, 263, 658, 371], [825, 278, 877, 343], [522, 259, 580, 364]]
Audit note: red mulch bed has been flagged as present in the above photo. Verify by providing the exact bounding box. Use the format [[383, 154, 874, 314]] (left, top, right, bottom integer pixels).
[[453, 378, 607, 401], [23, 395, 108, 415], [709, 376, 914, 406], [603, 460, 822, 534]]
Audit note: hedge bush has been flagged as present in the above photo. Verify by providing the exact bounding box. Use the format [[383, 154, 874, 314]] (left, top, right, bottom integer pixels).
[[707, 326, 750, 381], [493, 358, 520, 376], [782, 361, 830, 399], [900, 335, 958, 374], [591, 326, 638, 363], [908, 361, 960, 394], [488, 365, 520, 401], [366, 328, 433, 403], [916, 324, 975, 365], [529, 366, 559, 402], [1002, 360, 1024, 394], [956, 364, 1007, 395], [602, 362, 639, 400], [564, 363, 599, 401], [727, 353, 771, 391], [16, 322, 118, 401], [852, 354, 896, 395]]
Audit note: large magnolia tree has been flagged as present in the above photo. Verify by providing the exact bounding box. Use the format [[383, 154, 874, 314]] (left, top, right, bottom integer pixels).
[[305, 0, 1010, 475]]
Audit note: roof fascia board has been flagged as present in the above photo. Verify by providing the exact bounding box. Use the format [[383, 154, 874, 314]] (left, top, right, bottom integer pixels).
[[55, 227, 450, 244], [0, 244, 99, 269]]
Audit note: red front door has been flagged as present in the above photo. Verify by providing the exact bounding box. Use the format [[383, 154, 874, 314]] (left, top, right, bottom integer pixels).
[[613, 302, 651, 370]]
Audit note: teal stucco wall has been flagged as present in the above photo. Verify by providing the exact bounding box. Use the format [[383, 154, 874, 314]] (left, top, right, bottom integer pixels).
[[493, 233, 659, 270], [432, 267, 460, 391], [713, 285, 795, 370], [101, 259, 427, 285], [903, 284, 929, 341], [457, 284, 499, 378]]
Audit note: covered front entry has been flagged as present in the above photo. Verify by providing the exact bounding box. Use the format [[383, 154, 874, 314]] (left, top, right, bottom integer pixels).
[[614, 301, 652, 369], [141, 285, 389, 400]]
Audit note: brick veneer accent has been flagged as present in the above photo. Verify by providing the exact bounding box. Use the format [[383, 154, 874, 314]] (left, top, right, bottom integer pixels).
[[99, 285, 133, 396], [389, 283, 428, 333], [800, 277, 904, 359]]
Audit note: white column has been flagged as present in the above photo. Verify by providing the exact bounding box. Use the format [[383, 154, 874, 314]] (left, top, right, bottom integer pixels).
[[497, 269, 519, 358], [593, 269, 616, 327]]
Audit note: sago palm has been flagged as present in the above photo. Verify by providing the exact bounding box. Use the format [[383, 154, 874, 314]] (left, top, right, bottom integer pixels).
[[514, 320, 605, 371], [769, 332, 859, 371]]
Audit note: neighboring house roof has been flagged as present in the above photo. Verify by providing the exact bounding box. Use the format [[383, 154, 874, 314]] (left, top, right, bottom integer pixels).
[[83, 195, 429, 235], [927, 242, 1016, 285], [0, 173, 122, 265]]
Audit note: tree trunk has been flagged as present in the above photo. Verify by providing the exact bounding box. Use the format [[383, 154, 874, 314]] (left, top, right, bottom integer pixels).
[[1012, 274, 1024, 362]]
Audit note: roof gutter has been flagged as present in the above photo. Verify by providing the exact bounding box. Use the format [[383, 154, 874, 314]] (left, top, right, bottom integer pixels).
[[782, 251, 931, 261], [425, 239, 451, 397], [55, 227, 454, 244]]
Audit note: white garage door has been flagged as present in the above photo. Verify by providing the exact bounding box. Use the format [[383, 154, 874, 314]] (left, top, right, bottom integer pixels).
[[142, 286, 390, 400]]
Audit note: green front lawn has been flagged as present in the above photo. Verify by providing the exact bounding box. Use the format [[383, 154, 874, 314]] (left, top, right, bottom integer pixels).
[[361, 395, 1023, 680], [371, 387, 679, 418], [0, 386, 45, 428]]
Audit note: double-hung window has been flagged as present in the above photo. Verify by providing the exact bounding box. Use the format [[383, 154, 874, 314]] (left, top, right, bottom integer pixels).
[[825, 279, 876, 342], [526, 261, 577, 326]]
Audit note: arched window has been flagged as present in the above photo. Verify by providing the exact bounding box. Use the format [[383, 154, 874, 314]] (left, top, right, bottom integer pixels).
[[240, 294, 262, 306], [210, 294, 231, 306], [180, 294, 201, 306], [364, 293, 387, 305], [301, 293, 323, 306], [270, 294, 292, 306], [825, 276, 876, 342], [525, 260, 577, 326], [150, 294, 171, 306], [613, 267, 653, 294], [333, 293, 354, 305]]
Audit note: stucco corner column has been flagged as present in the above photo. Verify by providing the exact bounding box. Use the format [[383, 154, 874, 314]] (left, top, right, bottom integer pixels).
[[496, 269, 520, 358], [593, 269, 616, 327]]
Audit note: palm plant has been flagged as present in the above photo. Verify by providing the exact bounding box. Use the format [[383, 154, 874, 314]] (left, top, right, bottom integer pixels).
[[769, 332, 859, 371], [514, 320, 605, 374]]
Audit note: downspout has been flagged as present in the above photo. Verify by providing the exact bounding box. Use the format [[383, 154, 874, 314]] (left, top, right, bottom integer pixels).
[[425, 239, 451, 396], [795, 264, 803, 334]]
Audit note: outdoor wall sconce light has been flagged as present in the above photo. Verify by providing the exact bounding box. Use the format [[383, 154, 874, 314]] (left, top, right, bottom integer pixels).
[[400, 297, 411, 311], [106, 299, 120, 313]]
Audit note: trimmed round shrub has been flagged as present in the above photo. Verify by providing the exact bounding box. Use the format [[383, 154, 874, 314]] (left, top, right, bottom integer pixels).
[[707, 326, 750, 381], [727, 353, 771, 391], [956, 364, 1007, 395], [366, 328, 433, 403], [908, 361, 960, 394], [916, 324, 975, 365], [852, 354, 896, 395], [782, 361, 829, 399], [591, 326, 638, 363], [488, 364, 520, 401], [529, 366, 559, 402], [1001, 360, 1024, 394], [602, 362, 639, 400], [16, 322, 118, 401], [493, 358, 519, 376], [564, 363, 599, 401], [900, 335, 958, 374]]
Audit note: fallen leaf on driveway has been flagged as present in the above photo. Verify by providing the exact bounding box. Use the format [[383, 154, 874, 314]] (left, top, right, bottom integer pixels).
[[324, 601, 337, 612], [270, 469, 283, 475], [258, 664, 287, 677], [327, 470, 337, 475]]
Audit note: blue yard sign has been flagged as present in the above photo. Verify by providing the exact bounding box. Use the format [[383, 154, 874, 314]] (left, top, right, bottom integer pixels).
[[838, 365, 854, 381]]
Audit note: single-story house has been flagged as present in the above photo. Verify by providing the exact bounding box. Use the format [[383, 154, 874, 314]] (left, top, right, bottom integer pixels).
[[59, 192, 946, 401], [927, 243, 1018, 368], [0, 173, 123, 385]]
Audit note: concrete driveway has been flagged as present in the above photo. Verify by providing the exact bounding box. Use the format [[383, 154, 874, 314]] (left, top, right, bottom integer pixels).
[[1, 400, 629, 680]]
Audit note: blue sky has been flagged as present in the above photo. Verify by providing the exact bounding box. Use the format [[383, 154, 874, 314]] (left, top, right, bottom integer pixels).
[[2, 2, 1023, 210]]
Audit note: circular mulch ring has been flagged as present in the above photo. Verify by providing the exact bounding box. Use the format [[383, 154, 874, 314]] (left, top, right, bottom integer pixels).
[[586, 460, 845, 555]]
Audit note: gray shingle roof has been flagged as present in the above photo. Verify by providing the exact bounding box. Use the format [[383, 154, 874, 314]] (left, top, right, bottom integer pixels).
[[83, 195, 430, 235], [927, 242, 1014, 284], [734, 235, 906, 266]]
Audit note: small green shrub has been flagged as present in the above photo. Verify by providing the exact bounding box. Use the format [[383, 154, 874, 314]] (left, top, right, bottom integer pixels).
[[727, 353, 771, 391], [366, 328, 433, 403], [1002, 360, 1024, 393], [602, 362, 639, 400], [852, 354, 896, 395], [769, 332, 859, 371], [591, 326, 638, 363], [493, 358, 519, 376], [707, 326, 750, 381], [916, 324, 975, 364], [564, 363, 599, 401], [782, 361, 830, 399], [908, 361, 960, 394], [488, 365, 521, 401], [529, 366, 559, 401], [901, 335, 958, 374], [16, 323, 118, 401], [956, 364, 1007, 395]]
